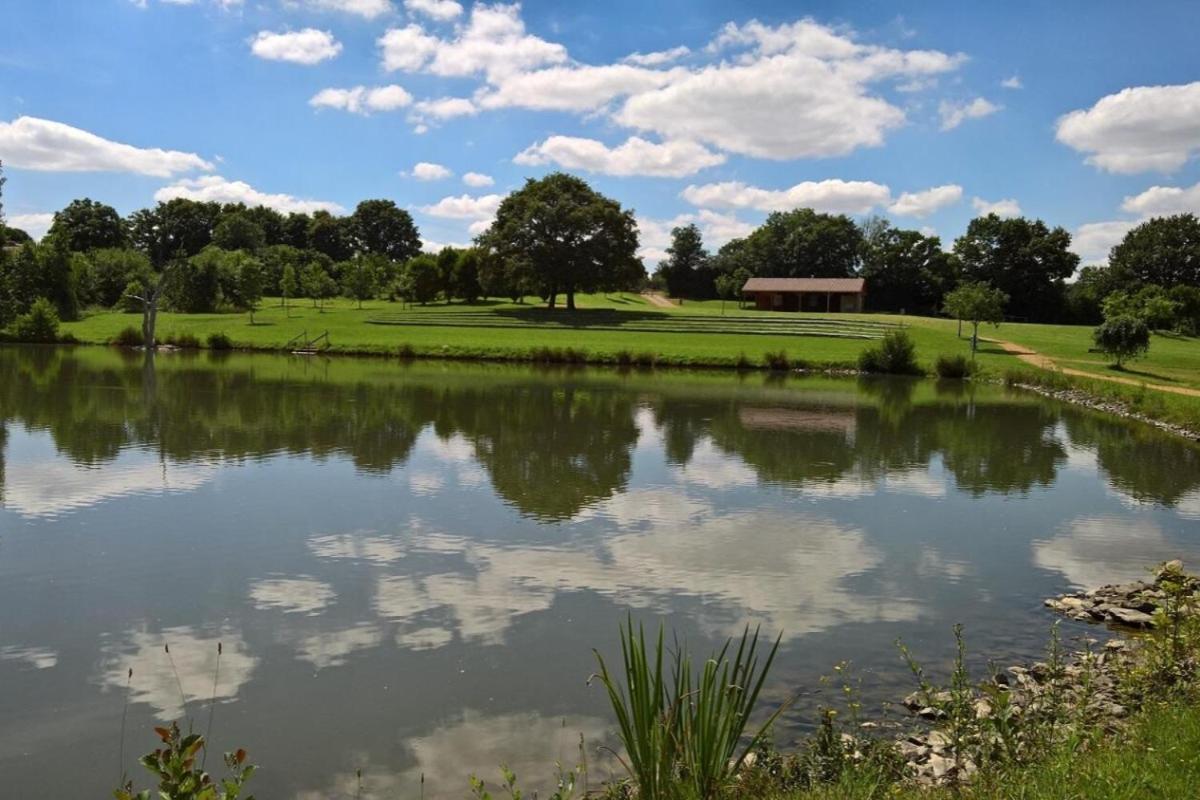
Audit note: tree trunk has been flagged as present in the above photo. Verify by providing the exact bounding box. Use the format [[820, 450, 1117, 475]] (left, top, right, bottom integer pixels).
[[566, 289, 576, 311], [971, 321, 979, 354]]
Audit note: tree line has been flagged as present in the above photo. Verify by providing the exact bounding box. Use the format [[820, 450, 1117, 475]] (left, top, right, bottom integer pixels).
[[656, 208, 1200, 332], [2, 160, 1199, 341], [0, 170, 646, 339]]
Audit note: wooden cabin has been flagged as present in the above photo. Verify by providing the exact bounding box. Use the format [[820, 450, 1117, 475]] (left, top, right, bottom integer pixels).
[[741, 277, 866, 312]]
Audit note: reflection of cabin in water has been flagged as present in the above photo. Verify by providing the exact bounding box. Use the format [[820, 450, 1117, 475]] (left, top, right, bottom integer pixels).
[[742, 277, 866, 312], [739, 407, 857, 435]]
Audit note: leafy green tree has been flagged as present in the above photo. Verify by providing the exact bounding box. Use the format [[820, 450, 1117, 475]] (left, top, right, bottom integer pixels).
[[240, 205, 286, 246], [282, 212, 312, 249], [12, 296, 60, 342], [167, 246, 224, 312], [45, 198, 128, 251], [1109, 214, 1200, 290], [1065, 264, 1125, 324], [452, 248, 483, 303], [397, 254, 441, 305], [301, 261, 337, 310], [943, 281, 1008, 353], [1168, 285, 1200, 335], [738, 208, 864, 279], [229, 252, 265, 323], [658, 223, 710, 299], [341, 254, 383, 309], [350, 199, 421, 262], [280, 263, 299, 314], [1, 225, 32, 246], [860, 221, 957, 313], [308, 211, 354, 262], [479, 172, 639, 310], [953, 214, 1077, 322], [128, 198, 221, 267], [1093, 315, 1150, 368], [81, 248, 152, 308], [435, 246, 459, 301], [258, 244, 303, 297], [212, 211, 266, 251], [713, 271, 743, 315], [0, 242, 80, 320], [1103, 286, 1179, 331]]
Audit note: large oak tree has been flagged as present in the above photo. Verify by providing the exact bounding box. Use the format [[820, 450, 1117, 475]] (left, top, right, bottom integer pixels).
[[479, 173, 639, 310]]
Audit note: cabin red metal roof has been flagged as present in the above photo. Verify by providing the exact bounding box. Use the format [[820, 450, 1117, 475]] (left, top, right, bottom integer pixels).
[[742, 277, 866, 293]]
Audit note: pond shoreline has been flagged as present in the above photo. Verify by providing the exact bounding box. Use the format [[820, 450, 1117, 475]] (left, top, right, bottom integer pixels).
[[1010, 380, 1200, 441]]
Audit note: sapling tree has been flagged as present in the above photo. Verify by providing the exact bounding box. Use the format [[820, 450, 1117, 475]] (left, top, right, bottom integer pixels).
[[943, 281, 1008, 354], [1093, 314, 1150, 368]]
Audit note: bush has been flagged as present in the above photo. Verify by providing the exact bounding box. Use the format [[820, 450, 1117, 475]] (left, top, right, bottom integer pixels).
[[858, 330, 921, 375], [112, 326, 144, 347], [764, 350, 790, 371], [207, 331, 234, 350], [1094, 315, 1150, 367], [935, 353, 974, 379], [12, 297, 61, 343], [166, 332, 201, 349]]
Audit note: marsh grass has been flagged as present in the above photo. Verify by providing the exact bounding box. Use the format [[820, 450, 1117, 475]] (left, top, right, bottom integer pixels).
[[591, 618, 787, 800]]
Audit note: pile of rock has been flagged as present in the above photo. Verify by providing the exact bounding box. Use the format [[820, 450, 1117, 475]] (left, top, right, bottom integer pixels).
[[1044, 560, 1198, 629], [894, 638, 1136, 785]]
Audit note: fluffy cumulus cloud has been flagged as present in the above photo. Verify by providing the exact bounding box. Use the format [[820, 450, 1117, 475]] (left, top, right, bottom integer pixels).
[[938, 97, 1000, 130], [971, 196, 1021, 217], [305, 0, 393, 18], [0, 116, 211, 176], [154, 175, 344, 214], [1056, 82, 1200, 174], [1121, 181, 1200, 217], [623, 45, 690, 67], [514, 135, 725, 178], [250, 29, 342, 64], [410, 161, 452, 180], [420, 193, 502, 220], [309, 84, 412, 114], [410, 96, 478, 124], [462, 171, 494, 187], [887, 183, 963, 217], [379, 10, 963, 164], [1001, 75, 1023, 90], [1071, 220, 1136, 264], [404, 0, 462, 20], [6, 213, 55, 240], [681, 178, 892, 214], [380, 3, 566, 81]]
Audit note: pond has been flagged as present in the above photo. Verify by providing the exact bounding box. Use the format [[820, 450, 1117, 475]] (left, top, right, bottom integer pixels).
[[1, 345, 1199, 798]]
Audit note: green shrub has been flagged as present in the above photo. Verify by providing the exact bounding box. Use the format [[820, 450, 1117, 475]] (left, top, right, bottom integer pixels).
[[1094, 314, 1150, 367], [166, 332, 201, 349], [12, 297, 61, 343], [764, 350, 790, 371], [858, 330, 921, 375], [112, 326, 144, 347], [207, 332, 234, 351], [935, 353, 974, 379]]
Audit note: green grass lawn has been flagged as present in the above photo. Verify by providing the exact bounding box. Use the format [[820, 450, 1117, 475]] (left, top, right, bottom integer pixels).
[[59, 294, 1014, 372]]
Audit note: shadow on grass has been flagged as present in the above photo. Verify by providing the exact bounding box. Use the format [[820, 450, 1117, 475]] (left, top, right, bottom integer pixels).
[[1106, 365, 1182, 383]]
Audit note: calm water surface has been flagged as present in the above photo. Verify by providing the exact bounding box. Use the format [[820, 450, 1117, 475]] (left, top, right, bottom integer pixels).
[[1, 346, 1199, 798]]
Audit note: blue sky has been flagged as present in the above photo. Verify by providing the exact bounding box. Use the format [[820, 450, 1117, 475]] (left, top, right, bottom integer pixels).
[[3, 0, 1199, 264]]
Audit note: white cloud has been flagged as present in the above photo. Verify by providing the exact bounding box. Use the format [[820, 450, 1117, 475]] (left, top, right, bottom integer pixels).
[[613, 19, 963, 160], [1001, 75, 1022, 89], [0, 116, 211, 177], [681, 178, 891, 214], [420, 193, 502, 220], [380, 4, 566, 81], [623, 45, 690, 67], [462, 171, 494, 187], [1071, 220, 1135, 264], [378, 24, 440, 71], [309, 84, 412, 114], [1120, 180, 1200, 217], [514, 135, 725, 178], [938, 97, 1000, 130], [248, 576, 336, 615], [1056, 82, 1200, 174], [411, 96, 478, 120], [410, 161, 453, 180], [6, 213, 54, 240], [250, 29, 342, 65], [404, 0, 461, 21], [479, 64, 682, 113], [305, 0, 393, 18], [887, 183, 963, 217], [637, 209, 754, 263], [971, 196, 1021, 218], [155, 175, 344, 214]]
